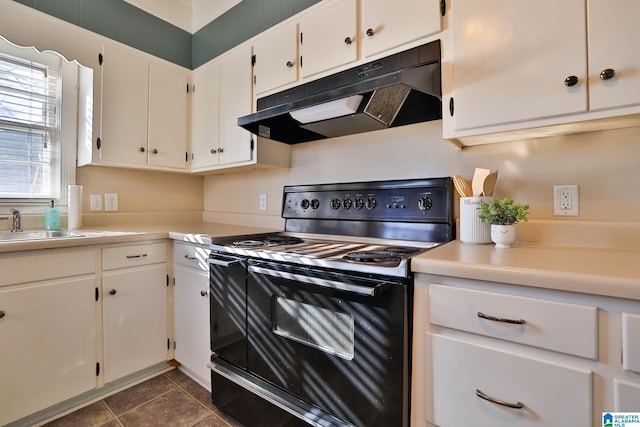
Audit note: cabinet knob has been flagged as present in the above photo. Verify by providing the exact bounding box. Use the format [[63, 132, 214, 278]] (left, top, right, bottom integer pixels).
[[600, 68, 616, 80], [366, 28, 375, 37], [211, 148, 216, 155], [564, 75, 579, 87], [344, 37, 353, 45], [218, 147, 224, 153], [286, 61, 294, 68], [0, 310, 5, 319], [109, 289, 117, 295], [200, 290, 207, 297], [139, 147, 146, 152], [152, 149, 158, 154]]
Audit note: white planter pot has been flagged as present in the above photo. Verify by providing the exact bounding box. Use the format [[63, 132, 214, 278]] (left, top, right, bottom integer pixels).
[[491, 224, 515, 248]]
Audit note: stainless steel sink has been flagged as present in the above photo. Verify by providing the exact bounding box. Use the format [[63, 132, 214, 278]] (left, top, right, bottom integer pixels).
[[0, 230, 84, 242]]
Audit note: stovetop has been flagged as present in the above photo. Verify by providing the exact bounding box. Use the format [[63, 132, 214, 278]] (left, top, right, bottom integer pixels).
[[210, 178, 455, 278]]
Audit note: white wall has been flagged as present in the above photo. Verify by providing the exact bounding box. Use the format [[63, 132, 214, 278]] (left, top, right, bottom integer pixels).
[[203, 120, 640, 236]]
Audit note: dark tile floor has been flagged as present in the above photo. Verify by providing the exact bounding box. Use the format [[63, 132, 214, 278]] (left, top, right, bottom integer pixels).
[[44, 369, 243, 427]]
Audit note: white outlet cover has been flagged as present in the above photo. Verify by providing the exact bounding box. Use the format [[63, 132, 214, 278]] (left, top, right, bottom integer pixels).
[[105, 193, 119, 211], [90, 194, 103, 211], [554, 185, 579, 216]]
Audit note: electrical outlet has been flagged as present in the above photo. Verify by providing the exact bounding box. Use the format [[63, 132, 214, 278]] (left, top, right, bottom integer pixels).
[[259, 194, 267, 211], [90, 194, 103, 211], [554, 185, 579, 216], [105, 193, 119, 211]]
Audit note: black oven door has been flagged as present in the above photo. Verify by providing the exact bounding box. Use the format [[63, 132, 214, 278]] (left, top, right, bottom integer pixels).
[[209, 253, 248, 369], [247, 259, 408, 427]]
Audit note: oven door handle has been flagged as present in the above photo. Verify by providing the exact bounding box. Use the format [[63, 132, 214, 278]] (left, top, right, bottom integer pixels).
[[208, 256, 241, 268], [248, 265, 383, 297]]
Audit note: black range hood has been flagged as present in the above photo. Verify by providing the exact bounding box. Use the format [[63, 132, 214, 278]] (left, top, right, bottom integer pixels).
[[238, 40, 442, 144]]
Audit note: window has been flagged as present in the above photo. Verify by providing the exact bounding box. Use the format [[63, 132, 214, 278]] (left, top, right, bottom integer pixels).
[[0, 36, 89, 208], [0, 49, 60, 200]]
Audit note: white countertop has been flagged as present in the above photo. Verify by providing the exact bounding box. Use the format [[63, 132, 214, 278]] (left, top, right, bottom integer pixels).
[[412, 241, 640, 300]]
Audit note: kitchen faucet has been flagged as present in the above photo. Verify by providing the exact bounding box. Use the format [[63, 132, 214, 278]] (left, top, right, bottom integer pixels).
[[10, 208, 22, 232]]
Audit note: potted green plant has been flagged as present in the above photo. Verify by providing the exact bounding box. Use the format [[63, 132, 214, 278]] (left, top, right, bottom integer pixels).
[[478, 198, 530, 248]]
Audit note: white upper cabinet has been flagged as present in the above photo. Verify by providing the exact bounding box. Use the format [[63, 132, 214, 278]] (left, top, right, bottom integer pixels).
[[361, 0, 442, 58], [299, 0, 358, 79], [98, 44, 188, 170], [253, 22, 299, 96], [190, 60, 221, 170], [448, 0, 587, 131], [588, 0, 640, 111]]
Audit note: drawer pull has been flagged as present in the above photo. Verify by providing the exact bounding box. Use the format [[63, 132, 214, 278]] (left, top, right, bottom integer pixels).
[[478, 312, 525, 325], [200, 290, 208, 297], [184, 254, 197, 260], [476, 388, 524, 409], [126, 254, 148, 259], [109, 289, 117, 296]]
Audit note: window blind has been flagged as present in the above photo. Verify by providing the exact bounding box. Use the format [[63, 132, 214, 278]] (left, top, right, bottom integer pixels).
[[0, 51, 60, 199]]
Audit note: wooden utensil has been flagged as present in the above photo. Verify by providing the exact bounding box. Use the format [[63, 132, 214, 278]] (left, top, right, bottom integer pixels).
[[453, 174, 472, 197], [472, 168, 491, 196], [482, 170, 499, 196]]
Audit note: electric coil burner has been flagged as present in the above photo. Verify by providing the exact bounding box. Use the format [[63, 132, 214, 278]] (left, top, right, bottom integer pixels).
[[208, 177, 455, 427]]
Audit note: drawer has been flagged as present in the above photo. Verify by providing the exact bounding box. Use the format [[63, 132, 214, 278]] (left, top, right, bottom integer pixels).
[[622, 312, 640, 373], [431, 334, 592, 427], [173, 241, 210, 271], [0, 250, 95, 286], [102, 243, 167, 270], [614, 377, 640, 412], [429, 284, 598, 359]]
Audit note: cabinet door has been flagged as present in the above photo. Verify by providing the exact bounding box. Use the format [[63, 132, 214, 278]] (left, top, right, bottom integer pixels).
[[588, 0, 640, 111], [174, 265, 211, 383], [362, 0, 442, 58], [299, 0, 358, 79], [100, 45, 149, 165], [103, 265, 168, 383], [191, 60, 221, 170], [219, 46, 254, 165], [0, 278, 96, 425], [253, 22, 298, 95], [148, 62, 188, 169], [450, 0, 587, 130], [431, 334, 592, 427]]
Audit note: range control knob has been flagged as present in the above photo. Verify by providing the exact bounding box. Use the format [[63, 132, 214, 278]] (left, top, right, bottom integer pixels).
[[418, 196, 433, 211], [354, 197, 365, 210], [310, 199, 320, 210], [330, 198, 342, 210], [300, 199, 310, 210], [365, 197, 377, 210], [343, 198, 353, 210]]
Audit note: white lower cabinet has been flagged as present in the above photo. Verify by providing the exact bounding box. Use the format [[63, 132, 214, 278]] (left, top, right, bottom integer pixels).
[[0, 250, 97, 426], [102, 243, 169, 383], [431, 334, 592, 426], [173, 241, 211, 385]]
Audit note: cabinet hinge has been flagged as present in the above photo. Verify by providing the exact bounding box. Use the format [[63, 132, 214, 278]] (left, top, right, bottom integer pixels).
[[449, 97, 454, 117], [173, 277, 176, 286], [98, 53, 103, 65], [300, 55, 303, 68], [174, 341, 177, 350], [440, 0, 446, 17], [251, 54, 256, 67], [250, 137, 255, 152], [300, 32, 303, 45], [95, 287, 99, 301], [96, 137, 101, 150], [185, 151, 188, 162], [186, 83, 189, 93], [166, 274, 169, 287], [167, 338, 171, 350], [96, 362, 100, 376]]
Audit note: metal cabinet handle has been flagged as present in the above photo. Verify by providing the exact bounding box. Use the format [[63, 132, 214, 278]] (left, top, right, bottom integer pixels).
[[139, 147, 146, 152], [477, 312, 525, 325], [218, 148, 224, 153], [200, 290, 208, 297], [366, 28, 375, 37], [564, 75, 578, 87], [600, 68, 616, 80], [286, 61, 294, 68], [210, 148, 216, 155], [109, 289, 117, 295], [126, 253, 148, 259], [184, 254, 197, 260], [344, 37, 352, 45], [0, 310, 5, 319], [476, 389, 524, 409]]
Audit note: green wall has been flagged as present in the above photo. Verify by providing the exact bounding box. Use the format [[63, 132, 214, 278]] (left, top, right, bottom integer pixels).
[[13, 0, 322, 69]]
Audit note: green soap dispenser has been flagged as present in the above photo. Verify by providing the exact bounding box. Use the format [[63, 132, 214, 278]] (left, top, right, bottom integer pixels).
[[44, 200, 60, 231]]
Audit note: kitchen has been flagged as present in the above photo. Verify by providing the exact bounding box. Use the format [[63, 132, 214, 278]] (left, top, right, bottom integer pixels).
[[0, 0, 639, 426]]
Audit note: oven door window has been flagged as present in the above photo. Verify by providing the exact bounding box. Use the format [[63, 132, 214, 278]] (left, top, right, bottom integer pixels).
[[273, 297, 354, 360]]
